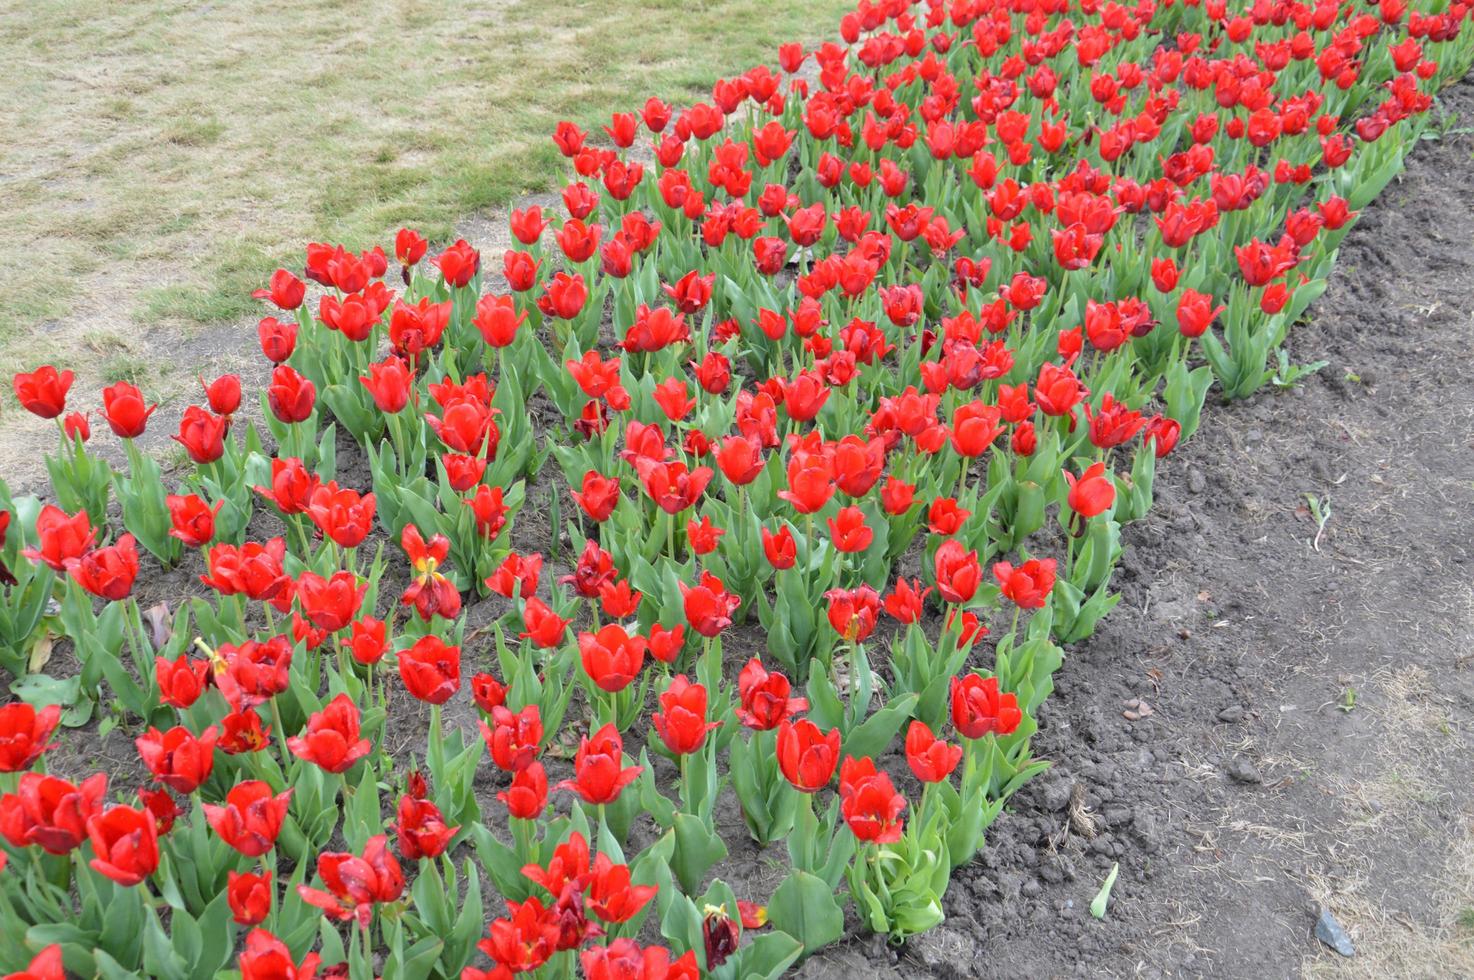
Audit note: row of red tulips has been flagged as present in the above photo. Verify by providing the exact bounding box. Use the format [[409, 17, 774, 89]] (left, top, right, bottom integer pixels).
[[3, 0, 1472, 976]]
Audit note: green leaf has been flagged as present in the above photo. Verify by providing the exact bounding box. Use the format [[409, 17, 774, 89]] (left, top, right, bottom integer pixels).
[[766, 871, 844, 956]]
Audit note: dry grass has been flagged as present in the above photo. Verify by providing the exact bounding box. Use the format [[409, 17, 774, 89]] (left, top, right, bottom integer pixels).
[[0, 0, 851, 358]]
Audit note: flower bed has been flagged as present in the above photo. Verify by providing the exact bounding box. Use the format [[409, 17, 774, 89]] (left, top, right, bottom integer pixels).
[[3, 0, 1473, 977]]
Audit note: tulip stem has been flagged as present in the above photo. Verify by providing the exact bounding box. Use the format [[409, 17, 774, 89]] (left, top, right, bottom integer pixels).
[[261, 851, 277, 925], [269, 696, 291, 761]]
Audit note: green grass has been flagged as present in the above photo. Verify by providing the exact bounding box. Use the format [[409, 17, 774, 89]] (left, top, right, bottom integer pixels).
[[0, 0, 851, 362]]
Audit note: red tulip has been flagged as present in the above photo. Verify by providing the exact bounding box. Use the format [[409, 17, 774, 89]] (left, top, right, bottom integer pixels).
[[166, 493, 222, 548], [435, 239, 481, 288], [1064, 461, 1116, 519], [653, 675, 718, 755], [498, 760, 549, 819], [67, 533, 139, 601], [993, 558, 1057, 609], [395, 793, 457, 861], [86, 804, 160, 886], [478, 897, 560, 974], [12, 366, 72, 419], [480, 705, 543, 773], [203, 373, 242, 416], [950, 674, 1022, 739], [306, 482, 375, 548], [777, 453, 834, 514], [257, 317, 298, 363], [574, 471, 621, 522], [401, 524, 461, 621], [288, 694, 371, 774], [136, 725, 218, 794], [486, 551, 542, 599], [200, 539, 290, 602], [255, 457, 319, 516], [636, 458, 712, 514], [228, 870, 273, 926], [904, 721, 962, 783], [537, 272, 588, 319], [1176, 288, 1225, 338], [62, 410, 90, 443], [838, 756, 906, 843], [253, 268, 306, 310], [598, 578, 642, 618], [297, 834, 405, 926], [679, 570, 740, 638], [1, 772, 107, 854], [775, 719, 840, 792], [218, 710, 272, 755], [520, 597, 572, 649], [557, 724, 642, 805], [99, 381, 157, 438], [824, 585, 880, 644], [578, 624, 647, 693], [761, 525, 796, 569], [586, 853, 659, 923], [735, 658, 806, 731], [155, 655, 210, 709], [173, 405, 230, 464], [237, 928, 321, 980], [827, 505, 873, 553], [559, 540, 615, 599], [473, 294, 526, 347], [202, 781, 292, 856], [296, 570, 366, 633], [267, 364, 315, 424], [883, 577, 931, 624], [360, 356, 413, 413], [397, 636, 461, 705], [648, 623, 686, 665], [22, 506, 94, 574], [0, 703, 61, 772], [933, 539, 982, 605], [2, 944, 65, 980]]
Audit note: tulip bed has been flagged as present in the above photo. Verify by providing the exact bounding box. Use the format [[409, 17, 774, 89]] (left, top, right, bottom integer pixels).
[[3, 0, 1472, 977]]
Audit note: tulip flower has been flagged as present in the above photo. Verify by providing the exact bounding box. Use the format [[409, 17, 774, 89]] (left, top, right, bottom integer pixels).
[[12, 366, 73, 419], [827, 505, 873, 553], [883, 577, 931, 623], [307, 483, 375, 549], [653, 675, 719, 755], [166, 493, 222, 548], [950, 674, 1022, 739], [395, 793, 458, 860], [776, 718, 840, 792], [578, 624, 647, 693], [228, 870, 273, 926], [993, 558, 1057, 609], [174, 406, 230, 464], [287, 694, 371, 774], [155, 655, 210, 709], [573, 470, 621, 521], [933, 539, 982, 605], [480, 705, 543, 773], [397, 636, 461, 705], [267, 364, 316, 424], [1, 772, 107, 854], [86, 804, 160, 886], [0, 703, 61, 772], [67, 533, 139, 601], [297, 834, 405, 926], [498, 760, 549, 819], [838, 757, 906, 843], [203, 781, 292, 857], [3, 945, 65, 980], [557, 724, 641, 806], [23, 505, 96, 572], [679, 570, 740, 638], [1064, 461, 1116, 519], [761, 525, 797, 569], [905, 721, 962, 783], [486, 551, 542, 599], [237, 928, 320, 980], [586, 853, 659, 923], [296, 570, 366, 632], [136, 725, 218, 794], [824, 585, 880, 644], [735, 658, 806, 731], [478, 897, 560, 974], [100, 381, 157, 438]]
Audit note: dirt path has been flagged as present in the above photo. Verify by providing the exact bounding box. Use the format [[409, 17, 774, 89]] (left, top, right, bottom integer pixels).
[[801, 75, 1474, 980]]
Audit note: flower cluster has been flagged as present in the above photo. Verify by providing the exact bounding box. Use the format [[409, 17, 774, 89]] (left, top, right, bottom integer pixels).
[[1, 0, 1469, 974]]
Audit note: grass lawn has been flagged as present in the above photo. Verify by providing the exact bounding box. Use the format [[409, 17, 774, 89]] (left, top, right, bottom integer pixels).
[[0, 0, 852, 378]]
